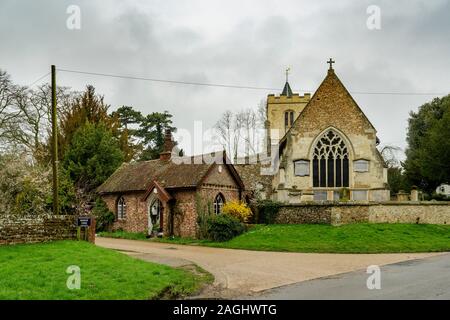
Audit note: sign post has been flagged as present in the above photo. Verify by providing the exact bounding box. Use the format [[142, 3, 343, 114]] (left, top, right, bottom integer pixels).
[[76, 217, 92, 241]]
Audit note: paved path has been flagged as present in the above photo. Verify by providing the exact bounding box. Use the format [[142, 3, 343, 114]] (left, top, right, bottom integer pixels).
[[252, 253, 450, 300], [96, 237, 443, 298]]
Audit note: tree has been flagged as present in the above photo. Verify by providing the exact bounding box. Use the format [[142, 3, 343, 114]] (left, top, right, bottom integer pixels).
[[63, 122, 124, 192], [111, 106, 143, 132], [214, 107, 266, 161], [136, 111, 176, 160], [0, 152, 51, 215], [403, 94, 450, 193]]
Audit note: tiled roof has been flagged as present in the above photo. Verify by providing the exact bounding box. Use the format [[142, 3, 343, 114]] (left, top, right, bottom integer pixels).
[[97, 152, 241, 194]]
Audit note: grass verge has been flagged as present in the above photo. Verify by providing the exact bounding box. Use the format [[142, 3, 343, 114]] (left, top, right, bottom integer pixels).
[[0, 240, 212, 300]]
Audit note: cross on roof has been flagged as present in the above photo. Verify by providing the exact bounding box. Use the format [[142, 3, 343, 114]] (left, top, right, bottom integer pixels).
[[327, 58, 335, 70], [285, 67, 291, 82]]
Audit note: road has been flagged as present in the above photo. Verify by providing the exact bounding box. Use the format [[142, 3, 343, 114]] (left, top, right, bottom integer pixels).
[[252, 253, 450, 300], [96, 237, 443, 299]]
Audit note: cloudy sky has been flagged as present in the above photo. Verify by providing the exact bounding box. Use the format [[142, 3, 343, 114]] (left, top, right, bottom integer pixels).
[[1, 0, 449, 157]]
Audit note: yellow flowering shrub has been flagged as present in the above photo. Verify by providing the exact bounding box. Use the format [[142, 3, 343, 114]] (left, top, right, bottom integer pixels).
[[222, 201, 253, 223]]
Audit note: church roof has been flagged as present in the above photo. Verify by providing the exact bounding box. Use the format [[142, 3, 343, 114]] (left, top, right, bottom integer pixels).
[[97, 152, 244, 194], [281, 81, 293, 96], [279, 69, 377, 146]]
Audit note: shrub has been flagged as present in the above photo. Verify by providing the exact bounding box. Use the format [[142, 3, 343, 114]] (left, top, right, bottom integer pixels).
[[0, 153, 51, 215], [256, 200, 282, 224], [205, 214, 245, 242], [92, 198, 115, 232], [222, 201, 253, 223]]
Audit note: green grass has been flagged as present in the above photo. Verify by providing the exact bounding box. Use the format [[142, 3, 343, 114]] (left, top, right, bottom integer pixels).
[[0, 240, 212, 300], [99, 224, 450, 254]]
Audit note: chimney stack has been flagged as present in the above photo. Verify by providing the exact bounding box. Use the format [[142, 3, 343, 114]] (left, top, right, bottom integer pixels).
[[160, 129, 174, 161]]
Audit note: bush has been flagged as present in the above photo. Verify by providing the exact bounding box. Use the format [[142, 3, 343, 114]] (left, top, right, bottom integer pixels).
[[222, 201, 253, 223], [92, 198, 115, 232], [0, 153, 51, 215], [256, 200, 282, 224], [205, 214, 245, 242]]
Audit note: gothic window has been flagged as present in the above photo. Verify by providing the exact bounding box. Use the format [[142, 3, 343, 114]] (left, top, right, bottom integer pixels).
[[213, 193, 225, 214], [285, 111, 294, 127], [312, 130, 349, 188], [117, 196, 126, 219]]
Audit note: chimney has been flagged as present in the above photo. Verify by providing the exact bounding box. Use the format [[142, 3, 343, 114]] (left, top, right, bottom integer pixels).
[[160, 129, 174, 161]]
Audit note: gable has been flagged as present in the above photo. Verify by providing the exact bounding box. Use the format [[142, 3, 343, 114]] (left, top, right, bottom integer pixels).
[[290, 70, 376, 137], [202, 164, 239, 187]]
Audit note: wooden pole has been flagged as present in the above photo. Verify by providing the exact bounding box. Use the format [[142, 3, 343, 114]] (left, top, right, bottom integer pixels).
[[51, 65, 59, 215]]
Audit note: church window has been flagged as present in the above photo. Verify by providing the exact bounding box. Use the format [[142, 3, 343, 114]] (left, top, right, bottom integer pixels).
[[294, 160, 310, 176], [285, 111, 294, 127], [312, 130, 349, 188], [117, 196, 126, 219], [354, 159, 369, 172], [213, 193, 225, 214]]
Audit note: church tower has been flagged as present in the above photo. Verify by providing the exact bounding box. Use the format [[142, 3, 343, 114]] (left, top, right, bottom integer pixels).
[[266, 71, 311, 139]]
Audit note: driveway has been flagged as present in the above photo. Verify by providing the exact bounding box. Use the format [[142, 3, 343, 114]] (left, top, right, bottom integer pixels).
[[96, 237, 443, 298], [252, 253, 450, 300]]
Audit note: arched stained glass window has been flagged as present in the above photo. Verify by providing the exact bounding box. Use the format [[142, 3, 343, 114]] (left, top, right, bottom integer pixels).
[[312, 130, 349, 188]]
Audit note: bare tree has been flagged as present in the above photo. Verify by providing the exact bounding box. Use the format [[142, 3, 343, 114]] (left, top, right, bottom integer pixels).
[[379, 144, 402, 168]]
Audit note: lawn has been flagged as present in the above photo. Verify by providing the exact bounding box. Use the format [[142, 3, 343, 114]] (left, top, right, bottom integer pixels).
[[99, 223, 450, 253], [0, 240, 212, 300]]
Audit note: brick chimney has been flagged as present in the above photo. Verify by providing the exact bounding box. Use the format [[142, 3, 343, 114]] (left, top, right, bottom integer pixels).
[[160, 129, 174, 161]]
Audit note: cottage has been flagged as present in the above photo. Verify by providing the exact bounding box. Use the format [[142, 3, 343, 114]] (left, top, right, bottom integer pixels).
[[97, 131, 245, 238]]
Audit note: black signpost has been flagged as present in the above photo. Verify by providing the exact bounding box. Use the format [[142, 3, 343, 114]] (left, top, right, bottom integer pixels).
[[76, 217, 92, 241]]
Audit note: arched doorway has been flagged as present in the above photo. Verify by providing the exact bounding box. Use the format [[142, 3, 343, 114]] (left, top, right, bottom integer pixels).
[[148, 198, 163, 234], [312, 130, 349, 188]]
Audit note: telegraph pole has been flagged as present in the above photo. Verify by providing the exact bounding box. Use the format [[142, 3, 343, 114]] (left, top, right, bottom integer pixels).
[[51, 65, 59, 215]]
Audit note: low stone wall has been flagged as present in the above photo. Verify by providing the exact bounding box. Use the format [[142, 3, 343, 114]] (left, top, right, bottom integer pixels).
[[0, 214, 95, 245], [272, 202, 450, 226]]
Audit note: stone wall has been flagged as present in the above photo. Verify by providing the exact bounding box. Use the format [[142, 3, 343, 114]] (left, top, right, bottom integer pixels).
[[271, 202, 450, 226], [0, 214, 95, 245]]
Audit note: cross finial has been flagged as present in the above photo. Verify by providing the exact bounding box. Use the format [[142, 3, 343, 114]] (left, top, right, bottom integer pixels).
[[285, 67, 291, 82], [327, 58, 335, 70]]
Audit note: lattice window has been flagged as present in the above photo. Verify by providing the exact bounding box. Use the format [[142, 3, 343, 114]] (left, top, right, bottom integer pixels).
[[312, 130, 349, 188], [117, 196, 126, 219], [213, 193, 225, 214]]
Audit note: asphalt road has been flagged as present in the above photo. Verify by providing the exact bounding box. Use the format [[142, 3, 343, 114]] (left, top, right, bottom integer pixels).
[[252, 253, 450, 300]]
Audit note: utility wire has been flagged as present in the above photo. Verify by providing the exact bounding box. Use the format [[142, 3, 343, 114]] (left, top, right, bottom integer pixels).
[[28, 72, 51, 87], [57, 68, 448, 96]]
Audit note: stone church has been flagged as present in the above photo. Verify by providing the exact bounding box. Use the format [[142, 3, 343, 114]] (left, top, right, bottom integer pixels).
[[98, 60, 389, 237], [264, 61, 389, 203]]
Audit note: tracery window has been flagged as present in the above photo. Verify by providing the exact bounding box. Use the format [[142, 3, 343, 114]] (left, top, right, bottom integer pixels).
[[312, 130, 349, 188], [213, 193, 225, 214]]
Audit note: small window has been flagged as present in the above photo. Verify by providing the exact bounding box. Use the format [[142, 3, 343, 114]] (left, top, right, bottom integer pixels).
[[352, 190, 368, 201], [117, 196, 126, 219], [354, 160, 369, 172], [213, 194, 225, 214], [284, 111, 294, 127], [294, 160, 310, 176]]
